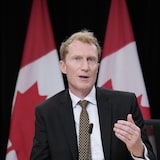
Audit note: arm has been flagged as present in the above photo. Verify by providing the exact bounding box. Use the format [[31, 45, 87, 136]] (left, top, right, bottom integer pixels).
[[113, 114, 144, 157], [30, 107, 50, 160], [113, 94, 156, 160]]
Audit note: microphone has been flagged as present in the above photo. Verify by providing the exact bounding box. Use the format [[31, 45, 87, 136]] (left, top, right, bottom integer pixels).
[[89, 123, 93, 134]]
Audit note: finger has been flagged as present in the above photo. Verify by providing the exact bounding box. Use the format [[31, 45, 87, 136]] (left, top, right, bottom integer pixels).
[[114, 126, 133, 143], [127, 114, 135, 124], [114, 122, 135, 138]]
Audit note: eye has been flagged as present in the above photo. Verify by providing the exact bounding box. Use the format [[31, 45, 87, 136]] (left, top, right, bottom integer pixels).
[[87, 57, 97, 64], [75, 57, 81, 60], [71, 56, 82, 63]]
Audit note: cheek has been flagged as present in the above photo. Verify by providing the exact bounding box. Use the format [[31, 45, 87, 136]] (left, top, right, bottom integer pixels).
[[65, 64, 77, 75], [93, 66, 99, 74], [66, 65, 76, 74]]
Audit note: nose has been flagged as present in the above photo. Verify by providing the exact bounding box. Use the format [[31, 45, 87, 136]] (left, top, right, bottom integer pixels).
[[81, 59, 89, 70]]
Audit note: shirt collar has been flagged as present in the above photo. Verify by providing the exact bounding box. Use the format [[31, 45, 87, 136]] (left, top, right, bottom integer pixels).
[[69, 86, 97, 108]]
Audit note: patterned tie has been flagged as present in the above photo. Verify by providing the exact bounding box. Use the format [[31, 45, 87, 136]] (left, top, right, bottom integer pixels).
[[78, 100, 91, 160]]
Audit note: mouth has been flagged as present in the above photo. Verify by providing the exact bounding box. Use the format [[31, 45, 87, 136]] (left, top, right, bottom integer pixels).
[[79, 75, 89, 79]]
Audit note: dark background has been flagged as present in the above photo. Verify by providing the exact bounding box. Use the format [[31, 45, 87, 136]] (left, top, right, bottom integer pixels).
[[1, 0, 160, 159]]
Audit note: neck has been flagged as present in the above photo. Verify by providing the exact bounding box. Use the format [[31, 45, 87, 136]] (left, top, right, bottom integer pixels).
[[69, 87, 93, 99]]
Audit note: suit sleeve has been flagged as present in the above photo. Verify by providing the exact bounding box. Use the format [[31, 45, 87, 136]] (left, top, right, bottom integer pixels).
[[130, 93, 156, 160], [30, 106, 50, 160]]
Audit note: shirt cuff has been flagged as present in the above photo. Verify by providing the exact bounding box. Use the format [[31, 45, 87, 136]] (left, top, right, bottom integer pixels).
[[131, 143, 149, 160]]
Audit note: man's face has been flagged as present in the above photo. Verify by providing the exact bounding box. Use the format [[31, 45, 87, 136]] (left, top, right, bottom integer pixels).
[[60, 40, 99, 96]]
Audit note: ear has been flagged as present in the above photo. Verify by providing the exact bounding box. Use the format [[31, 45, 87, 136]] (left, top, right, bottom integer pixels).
[[60, 60, 67, 74]]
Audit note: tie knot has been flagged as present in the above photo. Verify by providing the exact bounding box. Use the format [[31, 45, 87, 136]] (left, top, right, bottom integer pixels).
[[79, 100, 89, 108]]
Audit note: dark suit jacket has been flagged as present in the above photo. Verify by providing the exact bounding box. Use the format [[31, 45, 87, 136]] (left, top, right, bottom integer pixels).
[[30, 87, 156, 160]]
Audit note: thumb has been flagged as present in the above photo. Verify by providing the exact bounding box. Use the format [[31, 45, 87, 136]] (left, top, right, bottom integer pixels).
[[127, 114, 135, 124]]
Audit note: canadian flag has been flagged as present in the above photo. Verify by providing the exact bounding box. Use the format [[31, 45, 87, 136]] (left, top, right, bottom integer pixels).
[[97, 0, 151, 120], [5, 0, 64, 159]]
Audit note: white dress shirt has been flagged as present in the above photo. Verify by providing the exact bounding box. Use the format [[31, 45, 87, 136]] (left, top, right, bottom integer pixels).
[[69, 86, 149, 160]]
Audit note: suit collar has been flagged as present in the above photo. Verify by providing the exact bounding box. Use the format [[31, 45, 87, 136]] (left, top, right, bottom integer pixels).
[[96, 87, 112, 160], [69, 86, 97, 107], [58, 90, 78, 159]]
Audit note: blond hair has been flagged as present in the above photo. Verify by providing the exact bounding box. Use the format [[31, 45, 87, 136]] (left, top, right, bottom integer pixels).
[[59, 29, 101, 61]]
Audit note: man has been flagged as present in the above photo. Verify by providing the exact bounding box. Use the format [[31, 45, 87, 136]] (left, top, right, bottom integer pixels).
[[30, 29, 156, 160]]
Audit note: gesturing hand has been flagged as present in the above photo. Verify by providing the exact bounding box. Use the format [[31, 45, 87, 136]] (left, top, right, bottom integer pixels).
[[113, 114, 144, 158]]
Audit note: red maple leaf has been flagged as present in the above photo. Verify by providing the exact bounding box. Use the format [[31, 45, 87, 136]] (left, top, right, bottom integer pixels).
[[8, 82, 47, 160], [102, 79, 113, 89], [137, 95, 151, 120]]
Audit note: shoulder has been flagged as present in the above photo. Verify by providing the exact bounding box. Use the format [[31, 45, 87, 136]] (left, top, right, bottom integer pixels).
[[96, 87, 136, 98], [95, 87, 141, 120], [96, 87, 138, 107], [36, 89, 70, 110]]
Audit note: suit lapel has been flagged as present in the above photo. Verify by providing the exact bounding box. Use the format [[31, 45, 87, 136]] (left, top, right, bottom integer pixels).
[[58, 90, 78, 160], [96, 88, 112, 160], [57, 88, 113, 160]]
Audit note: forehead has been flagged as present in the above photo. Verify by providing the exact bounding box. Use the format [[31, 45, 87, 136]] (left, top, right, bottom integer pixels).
[[68, 40, 98, 56]]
